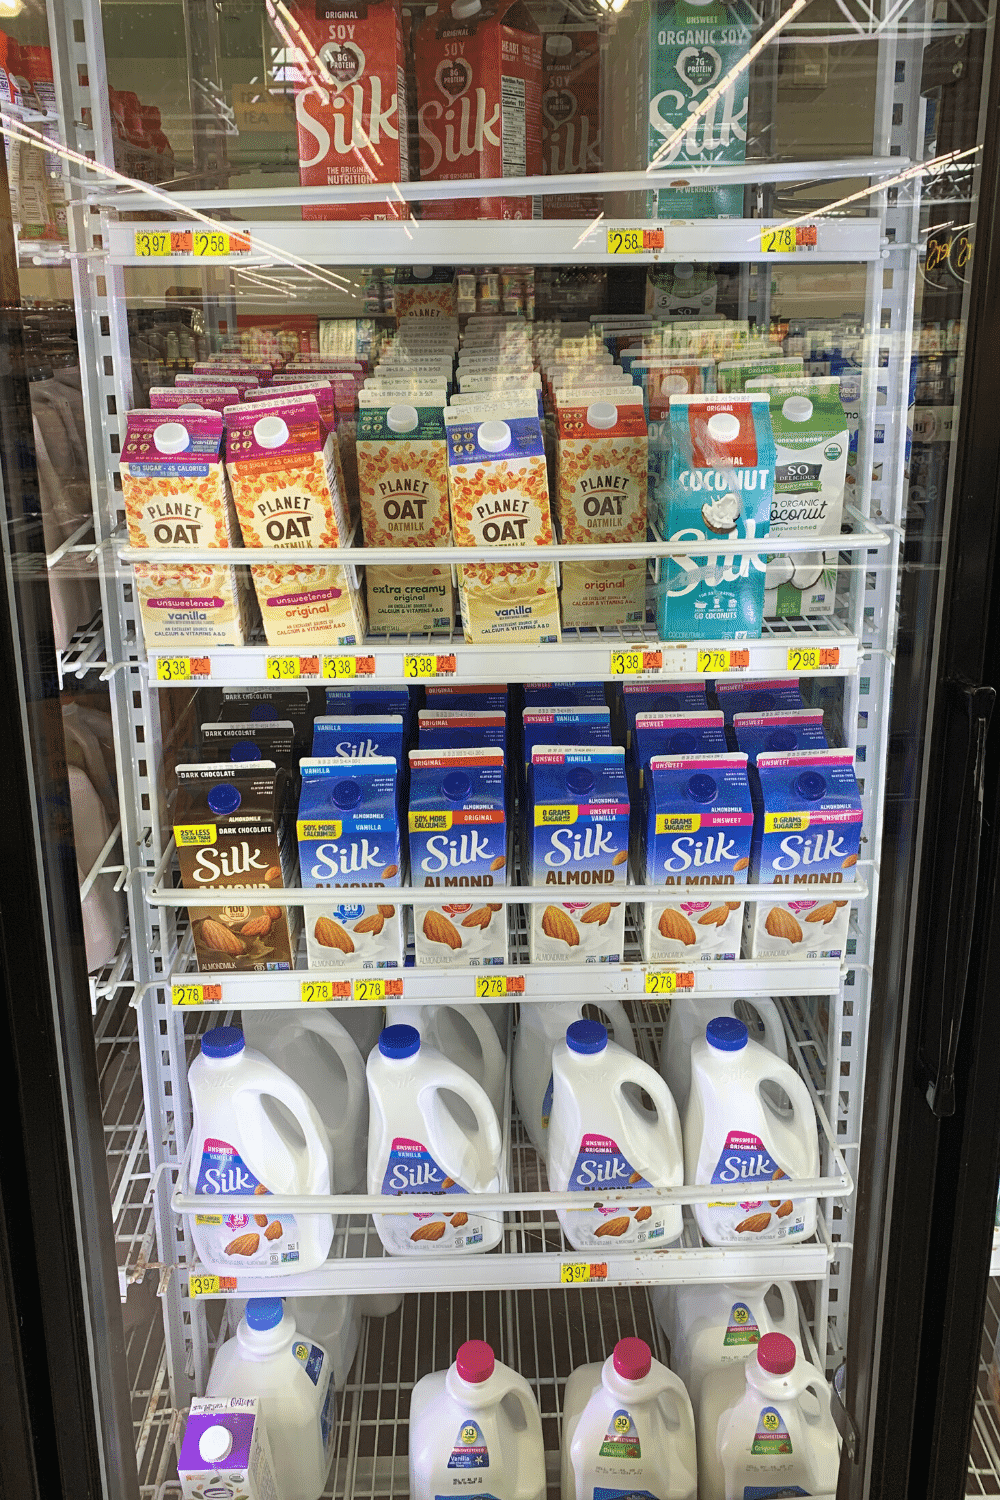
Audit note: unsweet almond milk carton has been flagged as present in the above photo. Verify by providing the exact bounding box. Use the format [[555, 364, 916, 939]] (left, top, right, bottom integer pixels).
[[527, 744, 629, 963], [356, 401, 454, 633], [288, 0, 410, 221], [408, 747, 507, 966], [745, 747, 862, 960], [415, 0, 542, 219], [297, 756, 404, 967], [642, 751, 753, 962], [226, 393, 367, 647], [121, 410, 255, 649]]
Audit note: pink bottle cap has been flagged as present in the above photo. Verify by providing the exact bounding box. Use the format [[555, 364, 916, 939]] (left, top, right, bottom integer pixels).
[[613, 1337, 652, 1381], [757, 1332, 797, 1375], [456, 1340, 495, 1384]]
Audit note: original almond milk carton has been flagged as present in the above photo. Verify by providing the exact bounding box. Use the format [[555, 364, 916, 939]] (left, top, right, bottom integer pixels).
[[445, 400, 560, 643], [745, 747, 862, 960], [297, 756, 404, 968], [356, 401, 454, 633], [225, 393, 367, 647], [409, 747, 507, 966], [527, 745, 629, 963], [121, 410, 255, 649]]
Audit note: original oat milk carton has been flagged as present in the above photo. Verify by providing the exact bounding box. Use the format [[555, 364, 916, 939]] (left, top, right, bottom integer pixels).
[[445, 401, 561, 643], [288, 0, 410, 221], [298, 756, 404, 968], [225, 393, 367, 647], [659, 394, 775, 641], [121, 410, 255, 650], [527, 744, 629, 964], [642, 751, 753, 963], [408, 747, 507, 966], [173, 761, 299, 971], [745, 747, 862, 961], [356, 401, 454, 633]]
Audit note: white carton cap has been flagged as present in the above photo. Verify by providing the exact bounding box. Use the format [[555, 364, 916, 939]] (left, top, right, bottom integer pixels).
[[152, 420, 190, 455], [387, 403, 419, 432], [478, 420, 511, 452], [673, 262, 694, 280], [587, 401, 617, 429], [199, 1425, 233, 1463], [545, 32, 573, 54], [253, 414, 289, 448], [707, 412, 741, 443], [782, 395, 814, 423]]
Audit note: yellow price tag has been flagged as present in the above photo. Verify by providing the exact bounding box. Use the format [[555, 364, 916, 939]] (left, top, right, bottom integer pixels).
[[697, 649, 734, 674], [760, 225, 796, 254], [267, 655, 301, 680], [476, 975, 508, 999], [611, 649, 644, 676], [786, 645, 840, 672], [301, 979, 336, 1004], [606, 227, 664, 254], [134, 230, 172, 257], [156, 656, 192, 682], [404, 654, 437, 679], [323, 655, 358, 679], [353, 976, 386, 1003], [171, 983, 222, 1006], [645, 970, 695, 996], [189, 1272, 236, 1297], [560, 1261, 608, 1283]]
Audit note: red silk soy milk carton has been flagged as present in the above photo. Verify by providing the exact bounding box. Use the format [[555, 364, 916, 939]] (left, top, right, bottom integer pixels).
[[540, 24, 601, 218], [746, 747, 862, 960], [288, 0, 410, 221], [415, 0, 542, 220]]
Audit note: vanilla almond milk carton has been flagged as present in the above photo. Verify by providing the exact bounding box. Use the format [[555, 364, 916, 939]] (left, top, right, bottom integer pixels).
[[356, 401, 454, 633], [527, 744, 629, 963], [642, 751, 753, 963], [121, 410, 255, 649], [226, 393, 367, 647], [745, 747, 862, 960], [298, 756, 404, 968], [409, 747, 507, 966], [445, 401, 560, 643], [149, 385, 239, 414]]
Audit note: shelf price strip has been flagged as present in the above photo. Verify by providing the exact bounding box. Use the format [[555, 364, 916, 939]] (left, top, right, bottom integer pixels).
[[560, 1262, 609, 1283], [266, 655, 319, 681], [760, 224, 818, 254], [301, 977, 404, 1003], [475, 974, 526, 999], [154, 656, 210, 682], [644, 970, 695, 996], [404, 653, 457, 680], [172, 983, 222, 1006], [322, 654, 375, 680], [610, 649, 663, 677], [695, 648, 750, 674], [134, 229, 252, 258], [606, 228, 665, 254], [787, 645, 840, 671], [189, 1273, 237, 1298]]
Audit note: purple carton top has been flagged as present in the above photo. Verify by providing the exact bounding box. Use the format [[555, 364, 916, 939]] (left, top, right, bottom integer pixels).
[[122, 410, 223, 468], [149, 386, 239, 414], [224, 393, 324, 462], [179, 1401, 258, 1474]]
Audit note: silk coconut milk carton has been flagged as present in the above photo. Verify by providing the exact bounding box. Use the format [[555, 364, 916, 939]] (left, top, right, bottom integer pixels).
[[408, 747, 508, 966], [527, 744, 629, 964], [297, 756, 404, 967], [745, 747, 862, 960], [642, 751, 753, 962], [659, 394, 775, 641]]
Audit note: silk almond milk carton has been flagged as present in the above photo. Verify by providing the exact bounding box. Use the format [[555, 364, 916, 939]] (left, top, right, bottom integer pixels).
[[121, 410, 255, 650], [226, 393, 367, 647], [356, 401, 454, 633], [298, 756, 404, 968], [745, 747, 862, 960], [642, 751, 753, 962], [409, 747, 507, 966], [528, 745, 629, 963]]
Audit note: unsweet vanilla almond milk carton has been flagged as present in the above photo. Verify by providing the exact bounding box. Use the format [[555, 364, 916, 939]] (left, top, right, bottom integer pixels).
[[225, 392, 367, 647], [121, 409, 255, 649]]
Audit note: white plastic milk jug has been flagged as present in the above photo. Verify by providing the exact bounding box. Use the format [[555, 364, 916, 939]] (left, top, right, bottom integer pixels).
[[649, 1280, 799, 1407], [513, 1000, 636, 1156], [685, 1015, 819, 1247], [243, 1009, 369, 1192], [367, 1024, 503, 1255], [698, 1331, 840, 1500], [187, 1026, 334, 1277], [561, 1336, 697, 1500], [660, 995, 787, 1115], [335, 1003, 384, 1062], [395, 1002, 507, 1119], [206, 1297, 335, 1500], [227, 1294, 361, 1392], [409, 1339, 545, 1500], [546, 1019, 683, 1250]]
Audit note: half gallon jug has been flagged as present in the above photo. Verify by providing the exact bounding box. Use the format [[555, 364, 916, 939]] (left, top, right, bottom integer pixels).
[[660, 994, 787, 1116], [513, 1000, 636, 1156]]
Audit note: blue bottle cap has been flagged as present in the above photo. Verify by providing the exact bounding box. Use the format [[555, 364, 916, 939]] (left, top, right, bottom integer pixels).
[[442, 771, 472, 802], [207, 782, 241, 815], [379, 1024, 420, 1060], [766, 728, 797, 753], [666, 730, 697, 754], [566, 767, 594, 796], [706, 1016, 748, 1052], [687, 773, 717, 805], [245, 1298, 284, 1331], [332, 778, 363, 809], [201, 1025, 245, 1059], [794, 770, 827, 801], [250, 703, 278, 721], [567, 1019, 608, 1054], [229, 739, 261, 762], [747, 692, 776, 712]]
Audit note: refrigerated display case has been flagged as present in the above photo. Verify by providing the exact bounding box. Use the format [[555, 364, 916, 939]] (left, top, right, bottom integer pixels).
[[0, 0, 999, 1496]]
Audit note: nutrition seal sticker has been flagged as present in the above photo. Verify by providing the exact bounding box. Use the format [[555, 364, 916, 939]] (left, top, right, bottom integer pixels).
[[724, 1302, 761, 1346], [447, 1419, 488, 1468], [751, 1406, 794, 1455], [599, 1408, 641, 1459]]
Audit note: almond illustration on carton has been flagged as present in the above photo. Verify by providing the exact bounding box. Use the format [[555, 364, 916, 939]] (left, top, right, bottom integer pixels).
[[264, 865, 281, 885], [764, 907, 803, 944], [777, 1201, 794, 1218], [377, 904, 396, 918], [628, 1171, 641, 1185], [461, 907, 493, 929], [636, 1205, 652, 1222], [315, 916, 354, 953], [658, 907, 697, 945], [488, 903, 503, 912], [411, 1220, 446, 1242], [581, 902, 612, 926], [451, 1212, 469, 1228], [698, 906, 730, 927], [733, 856, 750, 872], [265, 1220, 283, 1239], [423, 910, 462, 950], [489, 854, 506, 872], [612, 849, 628, 866], [254, 1213, 269, 1226], [542, 905, 580, 946], [225, 1232, 260, 1256], [726, 901, 741, 911], [842, 853, 858, 868], [354, 912, 385, 934], [382, 863, 399, 879], [441, 1177, 455, 1190], [735, 1212, 771, 1234], [201, 918, 245, 956], [265, 906, 281, 919], [595, 1216, 630, 1238], [255, 1182, 268, 1196], [241, 914, 272, 936], [806, 902, 839, 925]]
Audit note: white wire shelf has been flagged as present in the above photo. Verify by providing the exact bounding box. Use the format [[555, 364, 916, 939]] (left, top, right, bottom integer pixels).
[[968, 1278, 1000, 1495], [991, 1227, 1000, 1279], [96, 984, 155, 1298]]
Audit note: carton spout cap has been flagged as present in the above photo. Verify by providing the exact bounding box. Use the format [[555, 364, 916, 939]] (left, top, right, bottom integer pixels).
[[783, 395, 814, 423], [478, 419, 511, 452], [387, 403, 419, 433], [545, 32, 573, 54], [207, 782, 242, 814], [451, 0, 481, 16], [707, 412, 741, 444], [673, 262, 694, 279], [152, 420, 190, 455], [253, 414, 289, 449], [199, 1425, 233, 1463], [332, 778, 363, 809], [587, 401, 617, 429], [442, 770, 472, 802], [794, 769, 827, 801], [687, 772, 717, 804], [565, 767, 594, 796]]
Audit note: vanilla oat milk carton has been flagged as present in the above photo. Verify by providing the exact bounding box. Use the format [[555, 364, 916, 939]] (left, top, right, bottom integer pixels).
[[745, 747, 862, 960], [642, 751, 753, 962], [298, 756, 404, 967], [409, 747, 507, 966], [528, 744, 629, 964]]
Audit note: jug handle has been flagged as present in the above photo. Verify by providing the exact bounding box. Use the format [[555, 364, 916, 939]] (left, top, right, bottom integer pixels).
[[799, 1373, 835, 1429], [752, 999, 788, 1062], [502, 1381, 545, 1500], [770, 1281, 800, 1339], [257, 1074, 333, 1192], [422, 1068, 503, 1167], [657, 1368, 697, 1446], [758, 1065, 818, 1160], [618, 1059, 683, 1142]]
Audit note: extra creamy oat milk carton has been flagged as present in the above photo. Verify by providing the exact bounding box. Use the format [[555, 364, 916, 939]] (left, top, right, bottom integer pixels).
[[226, 393, 367, 647], [356, 401, 454, 633], [642, 751, 753, 962], [297, 756, 404, 968], [527, 744, 629, 964], [122, 410, 255, 650], [659, 394, 775, 641], [173, 761, 299, 971], [745, 747, 862, 961], [408, 747, 508, 966]]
